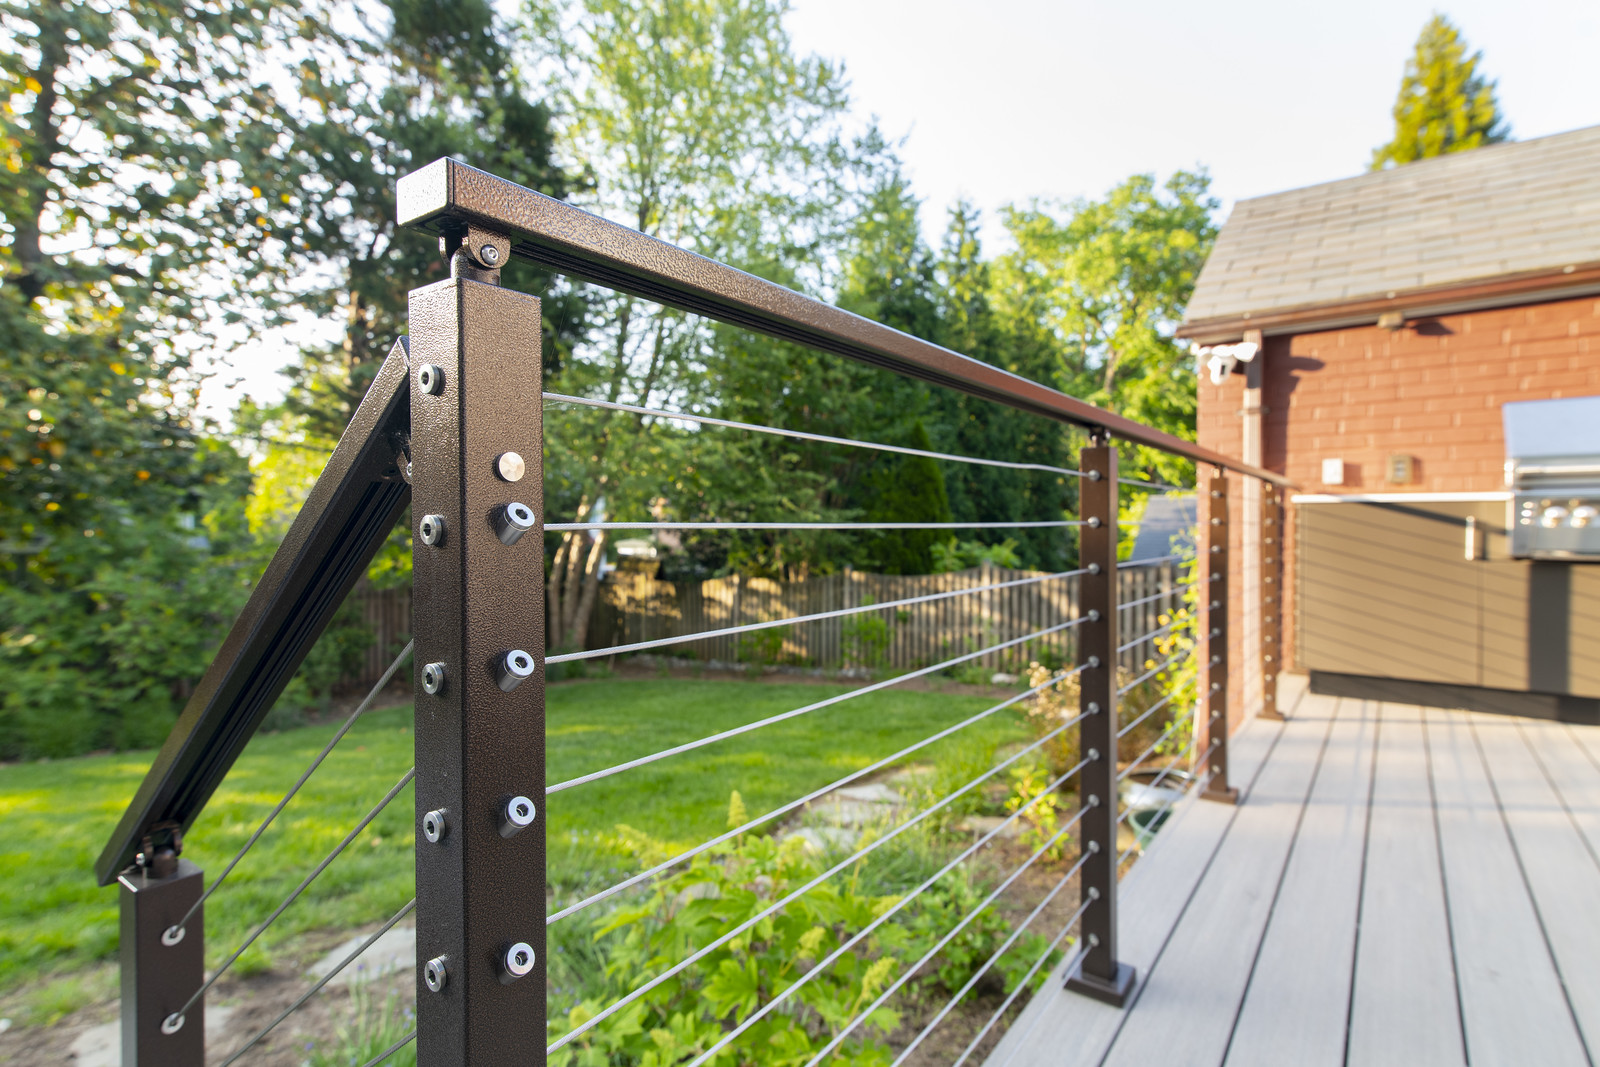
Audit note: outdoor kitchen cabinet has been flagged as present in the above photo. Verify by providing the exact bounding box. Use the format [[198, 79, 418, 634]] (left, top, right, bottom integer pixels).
[[1297, 495, 1600, 711]]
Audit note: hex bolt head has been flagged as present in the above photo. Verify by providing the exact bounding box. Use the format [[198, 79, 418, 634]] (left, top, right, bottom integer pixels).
[[500, 942, 536, 984], [500, 795, 537, 838], [422, 662, 447, 695], [495, 451, 526, 482], [419, 514, 447, 547], [493, 502, 537, 546], [424, 956, 448, 993], [417, 364, 445, 395], [422, 809, 448, 844], [495, 649, 536, 692]]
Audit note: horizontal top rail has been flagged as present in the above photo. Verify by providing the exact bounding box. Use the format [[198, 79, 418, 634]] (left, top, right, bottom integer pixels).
[[398, 158, 1291, 488]]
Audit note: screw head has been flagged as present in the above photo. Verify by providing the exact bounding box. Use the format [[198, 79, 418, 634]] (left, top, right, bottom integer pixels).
[[500, 795, 537, 838], [480, 243, 502, 265], [422, 662, 447, 695], [496, 649, 537, 692], [501, 942, 536, 983], [425, 956, 448, 993], [417, 364, 445, 395], [422, 809, 448, 843], [496, 452, 526, 482], [419, 514, 447, 546]]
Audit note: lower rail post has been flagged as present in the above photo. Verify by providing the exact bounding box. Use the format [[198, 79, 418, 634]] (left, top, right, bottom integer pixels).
[[119, 848, 204, 1066], [1260, 483, 1285, 721], [1202, 468, 1238, 803], [1065, 438, 1136, 1006]]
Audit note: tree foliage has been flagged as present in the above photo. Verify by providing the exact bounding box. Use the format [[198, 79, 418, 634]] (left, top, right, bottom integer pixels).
[[0, 0, 313, 756], [1371, 14, 1509, 170]]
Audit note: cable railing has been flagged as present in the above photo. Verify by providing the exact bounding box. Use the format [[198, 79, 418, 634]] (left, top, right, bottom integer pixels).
[[97, 157, 1289, 1067]]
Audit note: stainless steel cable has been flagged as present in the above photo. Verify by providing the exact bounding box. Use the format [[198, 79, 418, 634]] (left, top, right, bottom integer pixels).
[[1118, 553, 1194, 569], [682, 757, 1094, 1067], [547, 568, 1089, 666], [1119, 581, 1195, 614], [804, 841, 1096, 1067], [1118, 477, 1187, 492], [543, 391, 1085, 478], [893, 835, 1094, 1065], [216, 897, 418, 1067], [1116, 614, 1192, 654], [545, 616, 1089, 795], [1115, 676, 1196, 741], [358, 1030, 416, 1067], [547, 520, 1083, 532], [169, 641, 415, 934], [548, 663, 1090, 925], [1119, 747, 1217, 866], [1116, 732, 1205, 830], [545, 714, 1084, 1054], [173, 767, 416, 1018], [1117, 649, 1191, 696], [951, 909, 1093, 1067], [1117, 705, 1202, 784]]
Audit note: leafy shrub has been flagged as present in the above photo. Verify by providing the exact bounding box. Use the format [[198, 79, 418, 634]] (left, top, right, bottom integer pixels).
[[931, 537, 1022, 574], [893, 870, 1061, 1002], [551, 832, 904, 1067], [841, 600, 895, 672]]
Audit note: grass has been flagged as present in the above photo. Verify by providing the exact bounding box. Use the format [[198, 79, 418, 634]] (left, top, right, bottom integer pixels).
[[0, 674, 1024, 1001]]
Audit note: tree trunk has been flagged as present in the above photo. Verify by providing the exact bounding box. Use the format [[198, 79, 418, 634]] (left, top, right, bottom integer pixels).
[[564, 531, 608, 649], [545, 537, 569, 650]]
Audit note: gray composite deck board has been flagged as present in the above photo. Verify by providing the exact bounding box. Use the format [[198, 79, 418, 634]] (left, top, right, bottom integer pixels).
[[983, 700, 1287, 1067], [1223, 697, 1375, 1067], [1099, 698, 1333, 1067], [1485, 716, 1600, 1054], [983, 682, 1600, 1067], [1424, 708, 1589, 1065], [1346, 702, 1467, 1067]]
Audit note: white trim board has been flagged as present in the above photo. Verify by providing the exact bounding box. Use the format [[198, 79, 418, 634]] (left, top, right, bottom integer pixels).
[[1291, 492, 1511, 504]]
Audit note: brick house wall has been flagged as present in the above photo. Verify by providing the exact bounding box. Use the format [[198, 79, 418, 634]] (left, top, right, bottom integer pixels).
[[1197, 293, 1600, 718]]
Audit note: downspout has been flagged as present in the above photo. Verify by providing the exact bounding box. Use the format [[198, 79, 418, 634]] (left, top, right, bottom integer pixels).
[[1239, 328, 1265, 717]]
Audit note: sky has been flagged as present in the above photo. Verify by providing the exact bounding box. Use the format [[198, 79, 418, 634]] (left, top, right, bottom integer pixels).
[[784, 0, 1600, 245], [204, 0, 1600, 419]]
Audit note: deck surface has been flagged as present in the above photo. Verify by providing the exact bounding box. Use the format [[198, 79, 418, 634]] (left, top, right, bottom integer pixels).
[[986, 674, 1600, 1067]]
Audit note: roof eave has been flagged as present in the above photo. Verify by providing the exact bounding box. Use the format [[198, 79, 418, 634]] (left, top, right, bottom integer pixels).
[[1178, 260, 1600, 344]]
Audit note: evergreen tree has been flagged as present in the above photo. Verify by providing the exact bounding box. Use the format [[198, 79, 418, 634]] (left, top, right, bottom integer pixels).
[[1371, 14, 1509, 169], [863, 422, 952, 575]]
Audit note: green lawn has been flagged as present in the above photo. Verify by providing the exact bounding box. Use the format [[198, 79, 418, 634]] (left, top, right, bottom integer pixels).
[[0, 675, 1023, 1003]]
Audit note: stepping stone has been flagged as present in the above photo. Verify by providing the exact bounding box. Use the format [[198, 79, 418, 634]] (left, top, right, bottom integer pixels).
[[307, 925, 416, 987], [69, 1005, 235, 1066]]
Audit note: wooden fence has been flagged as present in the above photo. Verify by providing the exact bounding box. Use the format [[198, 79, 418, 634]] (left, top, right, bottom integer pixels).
[[341, 562, 1186, 685]]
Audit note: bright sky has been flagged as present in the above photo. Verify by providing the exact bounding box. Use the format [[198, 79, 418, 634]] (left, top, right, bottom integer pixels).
[[205, 0, 1600, 420], [786, 0, 1600, 244]]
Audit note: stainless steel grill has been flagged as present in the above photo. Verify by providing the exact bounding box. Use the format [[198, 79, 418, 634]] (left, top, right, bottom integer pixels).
[[1504, 395, 1600, 560]]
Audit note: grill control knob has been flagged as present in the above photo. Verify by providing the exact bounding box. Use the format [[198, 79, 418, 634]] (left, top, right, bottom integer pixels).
[[1541, 505, 1570, 529], [1571, 505, 1598, 529]]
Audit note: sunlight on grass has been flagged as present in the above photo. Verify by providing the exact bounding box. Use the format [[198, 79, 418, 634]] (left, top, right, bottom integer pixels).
[[0, 676, 1026, 996]]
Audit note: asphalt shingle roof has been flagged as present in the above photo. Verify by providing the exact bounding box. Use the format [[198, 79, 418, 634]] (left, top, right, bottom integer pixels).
[[1184, 124, 1600, 324]]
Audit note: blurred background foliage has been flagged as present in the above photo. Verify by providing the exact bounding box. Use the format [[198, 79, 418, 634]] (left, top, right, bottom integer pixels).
[[0, 0, 1214, 757]]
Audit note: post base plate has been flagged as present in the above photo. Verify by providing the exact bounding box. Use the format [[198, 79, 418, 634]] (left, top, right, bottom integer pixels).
[[1065, 959, 1137, 1007]]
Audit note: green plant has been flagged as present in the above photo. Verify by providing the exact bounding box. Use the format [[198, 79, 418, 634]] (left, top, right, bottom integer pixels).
[[931, 537, 1022, 574], [841, 600, 895, 672], [309, 983, 418, 1067], [737, 626, 785, 668], [894, 869, 1059, 1001], [551, 826, 905, 1066], [1003, 760, 1070, 863]]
